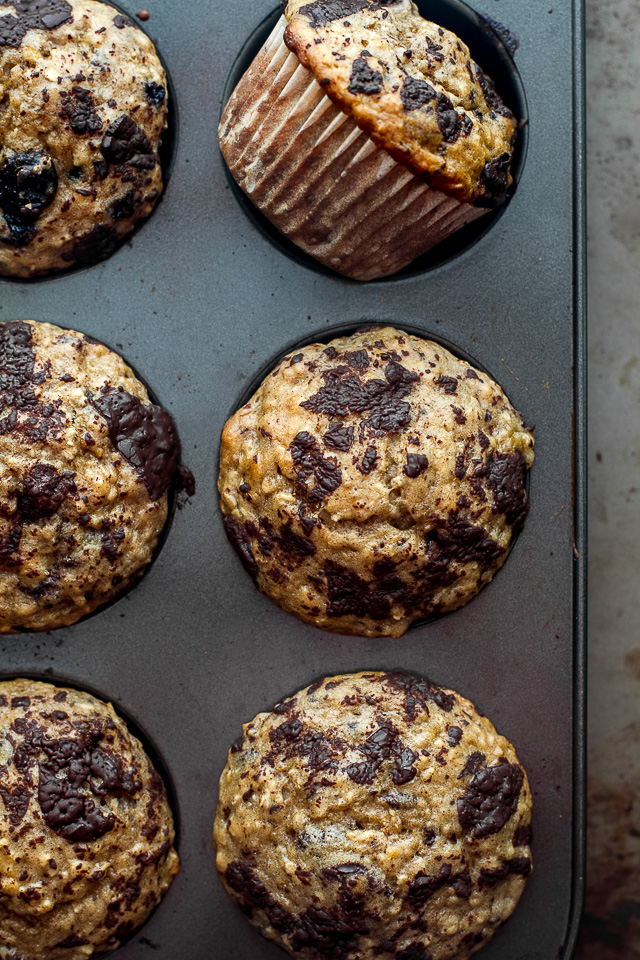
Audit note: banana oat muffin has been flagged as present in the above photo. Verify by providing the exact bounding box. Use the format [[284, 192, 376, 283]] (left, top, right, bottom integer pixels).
[[0, 0, 168, 278], [219, 0, 519, 279], [0, 319, 184, 633], [219, 327, 534, 637], [215, 671, 533, 960], [0, 679, 179, 959]]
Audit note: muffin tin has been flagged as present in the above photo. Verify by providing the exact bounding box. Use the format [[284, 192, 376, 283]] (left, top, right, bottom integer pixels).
[[0, 0, 586, 958]]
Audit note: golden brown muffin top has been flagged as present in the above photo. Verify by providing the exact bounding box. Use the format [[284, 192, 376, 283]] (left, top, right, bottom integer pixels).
[[0, 679, 179, 960], [283, 0, 517, 205], [216, 671, 532, 960], [219, 327, 534, 637], [0, 0, 167, 277]]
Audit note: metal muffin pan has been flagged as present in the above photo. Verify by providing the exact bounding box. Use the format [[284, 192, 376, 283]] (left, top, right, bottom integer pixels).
[[0, 0, 586, 957]]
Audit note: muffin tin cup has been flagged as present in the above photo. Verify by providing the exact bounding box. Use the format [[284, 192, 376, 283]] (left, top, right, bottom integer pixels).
[[0, 0, 586, 958], [219, 17, 487, 281]]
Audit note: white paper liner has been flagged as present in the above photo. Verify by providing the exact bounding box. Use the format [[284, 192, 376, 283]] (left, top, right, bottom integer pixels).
[[219, 17, 487, 281]]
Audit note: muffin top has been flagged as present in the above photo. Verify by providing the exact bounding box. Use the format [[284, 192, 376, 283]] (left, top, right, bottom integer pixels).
[[0, 320, 182, 634], [215, 671, 533, 960], [0, 0, 168, 278], [282, 0, 517, 205], [0, 679, 179, 960], [219, 327, 534, 637]]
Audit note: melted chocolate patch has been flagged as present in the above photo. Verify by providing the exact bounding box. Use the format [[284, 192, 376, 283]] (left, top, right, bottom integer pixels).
[[290, 431, 343, 503], [301, 361, 419, 437], [349, 56, 384, 95], [72, 224, 118, 265], [512, 823, 533, 847], [457, 762, 524, 838], [346, 719, 418, 786], [383, 673, 455, 717], [435, 93, 462, 142], [458, 751, 486, 779], [291, 906, 360, 956], [225, 860, 294, 933], [0, 321, 65, 446], [101, 115, 157, 170], [431, 515, 505, 568], [19, 463, 76, 520], [298, 0, 369, 27], [401, 76, 436, 111], [475, 66, 514, 119], [478, 856, 531, 889], [433, 374, 458, 394], [0, 782, 31, 824], [0, 1, 72, 50], [478, 450, 529, 530], [93, 390, 180, 501], [475, 152, 513, 208], [0, 151, 58, 244], [324, 422, 354, 452]]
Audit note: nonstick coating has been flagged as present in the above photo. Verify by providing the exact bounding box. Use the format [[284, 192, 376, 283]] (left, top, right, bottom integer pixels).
[[0, 0, 586, 958]]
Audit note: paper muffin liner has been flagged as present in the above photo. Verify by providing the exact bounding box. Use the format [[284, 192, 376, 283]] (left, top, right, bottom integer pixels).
[[219, 17, 488, 281]]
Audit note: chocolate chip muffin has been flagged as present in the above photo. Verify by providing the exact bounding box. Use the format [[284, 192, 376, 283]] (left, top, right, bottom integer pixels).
[[0, 679, 179, 959], [0, 320, 185, 633], [0, 0, 168, 278], [219, 327, 534, 637], [215, 671, 533, 960], [219, 0, 518, 280]]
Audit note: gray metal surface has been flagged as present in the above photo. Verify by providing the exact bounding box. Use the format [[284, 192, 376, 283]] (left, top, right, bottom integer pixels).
[[0, 0, 586, 957]]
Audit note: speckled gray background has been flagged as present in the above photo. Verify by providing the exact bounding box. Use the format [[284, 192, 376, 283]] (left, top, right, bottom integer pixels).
[[576, 0, 640, 956]]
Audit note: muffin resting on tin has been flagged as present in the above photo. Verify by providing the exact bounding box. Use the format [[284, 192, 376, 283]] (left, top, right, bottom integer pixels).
[[219, 327, 534, 637], [0, 679, 179, 960], [0, 0, 168, 278], [0, 320, 184, 633], [215, 671, 533, 960], [219, 0, 518, 280]]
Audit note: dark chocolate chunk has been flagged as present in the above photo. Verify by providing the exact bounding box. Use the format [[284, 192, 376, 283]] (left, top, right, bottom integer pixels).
[[145, 81, 166, 106], [109, 190, 136, 220], [113, 13, 134, 28], [346, 719, 417, 786], [431, 515, 505, 568], [407, 864, 453, 906], [458, 751, 486, 779], [383, 673, 455, 716], [59, 87, 103, 134], [298, 0, 369, 27], [478, 856, 531, 889], [101, 115, 157, 169], [404, 453, 429, 478], [92, 390, 180, 501], [224, 518, 258, 580], [72, 225, 118, 265], [225, 860, 294, 933], [291, 906, 360, 956], [301, 361, 419, 437], [324, 422, 354, 452], [447, 726, 462, 746], [401, 76, 436, 111], [435, 93, 462, 143], [475, 152, 513, 208], [458, 762, 524, 838], [344, 349, 370, 372], [479, 450, 529, 530], [475, 66, 514, 119], [357, 446, 379, 474], [433, 375, 458, 394], [0, 151, 58, 243], [348, 56, 384, 95], [512, 824, 533, 847], [19, 463, 76, 520], [56, 936, 90, 948], [290, 431, 342, 503]]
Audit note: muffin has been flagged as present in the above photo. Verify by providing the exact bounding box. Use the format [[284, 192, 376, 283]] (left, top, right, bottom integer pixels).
[[215, 671, 533, 960], [219, 326, 534, 637], [0, 679, 179, 959], [0, 319, 187, 633], [219, 0, 518, 280], [0, 0, 168, 278]]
